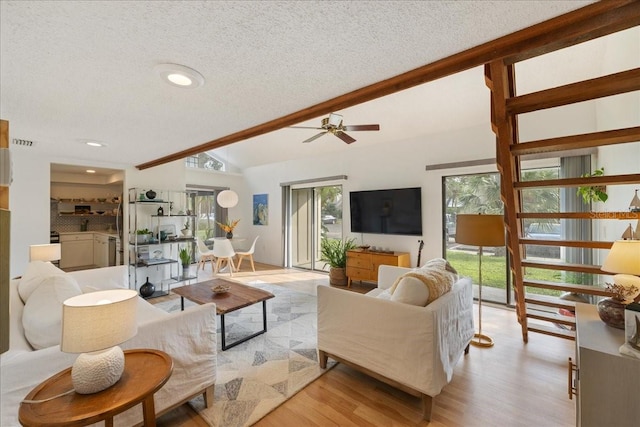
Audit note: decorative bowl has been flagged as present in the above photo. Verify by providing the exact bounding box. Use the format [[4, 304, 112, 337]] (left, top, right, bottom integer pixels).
[[96, 210, 105, 215], [211, 284, 230, 295], [97, 198, 107, 202]]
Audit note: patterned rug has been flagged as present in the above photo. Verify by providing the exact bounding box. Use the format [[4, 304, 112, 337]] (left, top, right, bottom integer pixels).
[[155, 281, 335, 426]]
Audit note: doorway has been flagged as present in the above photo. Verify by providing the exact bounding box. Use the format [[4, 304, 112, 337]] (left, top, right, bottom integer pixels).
[[290, 185, 343, 272]]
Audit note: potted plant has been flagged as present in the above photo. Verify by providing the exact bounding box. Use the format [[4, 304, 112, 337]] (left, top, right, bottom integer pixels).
[[179, 247, 191, 279], [577, 167, 608, 204], [320, 237, 357, 286], [135, 228, 152, 244], [181, 220, 192, 237], [217, 219, 240, 239]]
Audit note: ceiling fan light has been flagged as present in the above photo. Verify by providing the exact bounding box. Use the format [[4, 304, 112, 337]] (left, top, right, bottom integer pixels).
[[217, 190, 238, 208], [328, 113, 343, 127]]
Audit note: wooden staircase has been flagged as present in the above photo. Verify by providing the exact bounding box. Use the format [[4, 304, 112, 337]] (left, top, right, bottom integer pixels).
[[485, 2, 640, 342]]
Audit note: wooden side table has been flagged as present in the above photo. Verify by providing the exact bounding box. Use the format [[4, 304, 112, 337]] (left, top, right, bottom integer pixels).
[[19, 349, 173, 427]]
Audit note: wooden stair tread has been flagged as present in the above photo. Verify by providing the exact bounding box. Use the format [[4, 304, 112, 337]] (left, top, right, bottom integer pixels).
[[520, 238, 613, 249], [527, 323, 575, 341], [526, 307, 576, 326], [525, 294, 579, 310], [514, 173, 640, 189], [511, 127, 640, 155], [522, 259, 603, 274], [518, 212, 638, 219], [523, 279, 612, 297]]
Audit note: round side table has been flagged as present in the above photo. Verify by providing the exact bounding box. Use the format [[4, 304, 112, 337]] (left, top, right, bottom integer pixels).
[[19, 348, 173, 427]]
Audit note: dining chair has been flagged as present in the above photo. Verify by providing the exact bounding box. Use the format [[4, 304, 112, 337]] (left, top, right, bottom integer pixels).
[[212, 238, 236, 276], [196, 237, 216, 272], [235, 236, 259, 272]]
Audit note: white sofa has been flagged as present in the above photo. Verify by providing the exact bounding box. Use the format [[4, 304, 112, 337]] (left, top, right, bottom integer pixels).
[[317, 264, 474, 421], [1, 264, 217, 427]]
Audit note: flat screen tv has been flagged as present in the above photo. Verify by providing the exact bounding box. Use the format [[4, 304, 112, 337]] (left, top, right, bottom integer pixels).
[[350, 187, 423, 236]]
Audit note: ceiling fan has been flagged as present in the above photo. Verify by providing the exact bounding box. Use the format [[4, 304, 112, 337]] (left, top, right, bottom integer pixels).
[[289, 113, 380, 144]]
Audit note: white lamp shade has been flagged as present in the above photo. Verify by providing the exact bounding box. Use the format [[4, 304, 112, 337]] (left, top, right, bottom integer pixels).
[[217, 190, 238, 208], [602, 240, 640, 275], [455, 214, 505, 247], [29, 243, 61, 262], [61, 289, 138, 353]]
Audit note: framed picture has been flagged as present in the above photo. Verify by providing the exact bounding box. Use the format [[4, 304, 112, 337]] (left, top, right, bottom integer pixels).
[[253, 194, 268, 225]]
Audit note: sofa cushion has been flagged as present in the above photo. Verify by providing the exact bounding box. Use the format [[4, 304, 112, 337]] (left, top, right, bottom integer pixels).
[[390, 276, 430, 306], [18, 261, 66, 303], [389, 258, 458, 306], [22, 274, 82, 349]]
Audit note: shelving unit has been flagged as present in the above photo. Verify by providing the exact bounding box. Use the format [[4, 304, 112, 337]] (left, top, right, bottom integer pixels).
[[128, 188, 198, 298]]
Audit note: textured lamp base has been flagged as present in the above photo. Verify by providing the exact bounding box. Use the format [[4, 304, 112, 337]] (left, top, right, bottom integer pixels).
[[470, 333, 494, 348], [71, 346, 125, 394]]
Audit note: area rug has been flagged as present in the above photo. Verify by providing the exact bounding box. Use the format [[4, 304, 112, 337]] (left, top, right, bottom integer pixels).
[[155, 281, 335, 426]]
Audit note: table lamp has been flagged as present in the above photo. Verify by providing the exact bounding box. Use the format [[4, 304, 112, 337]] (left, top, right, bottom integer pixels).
[[61, 289, 138, 394], [29, 243, 61, 262], [455, 214, 505, 348], [601, 240, 640, 301]]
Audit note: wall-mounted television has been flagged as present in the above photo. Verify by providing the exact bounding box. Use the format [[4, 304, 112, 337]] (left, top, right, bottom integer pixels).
[[350, 187, 423, 236]]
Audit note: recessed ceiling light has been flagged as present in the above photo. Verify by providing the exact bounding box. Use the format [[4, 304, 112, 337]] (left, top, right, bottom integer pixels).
[[86, 169, 96, 174], [85, 141, 105, 147], [155, 63, 205, 88]]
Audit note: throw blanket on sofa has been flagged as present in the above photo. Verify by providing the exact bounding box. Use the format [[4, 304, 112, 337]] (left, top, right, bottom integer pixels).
[[389, 258, 458, 305]]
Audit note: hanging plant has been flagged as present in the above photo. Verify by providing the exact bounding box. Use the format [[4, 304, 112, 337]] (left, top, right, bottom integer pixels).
[[577, 167, 608, 203]]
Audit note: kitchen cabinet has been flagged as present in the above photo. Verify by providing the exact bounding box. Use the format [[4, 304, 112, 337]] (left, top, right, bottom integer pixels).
[[93, 233, 109, 268], [60, 233, 94, 269], [571, 303, 639, 427]]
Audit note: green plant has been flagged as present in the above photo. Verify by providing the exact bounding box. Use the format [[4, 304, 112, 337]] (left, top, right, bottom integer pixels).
[[183, 220, 190, 230], [320, 238, 357, 269], [577, 167, 608, 203], [179, 247, 191, 265], [136, 228, 151, 235]]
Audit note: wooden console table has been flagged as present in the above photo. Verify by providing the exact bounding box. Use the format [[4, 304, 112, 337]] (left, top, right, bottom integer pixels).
[[346, 249, 410, 287], [571, 303, 639, 427], [19, 349, 173, 427]]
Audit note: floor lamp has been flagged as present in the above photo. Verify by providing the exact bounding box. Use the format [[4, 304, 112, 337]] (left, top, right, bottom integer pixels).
[[455, 214, 505, 348]]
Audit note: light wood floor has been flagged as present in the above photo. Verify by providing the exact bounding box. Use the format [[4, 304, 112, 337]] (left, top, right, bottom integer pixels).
[[152, 262, 576, 426]]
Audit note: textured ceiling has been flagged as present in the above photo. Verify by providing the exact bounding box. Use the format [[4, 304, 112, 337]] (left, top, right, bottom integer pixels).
[[0, 0, 595, 171]]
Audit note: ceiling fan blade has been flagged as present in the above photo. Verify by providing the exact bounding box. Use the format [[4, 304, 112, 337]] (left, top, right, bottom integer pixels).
[[342, 124, 380, 132], [303, 132, 327, 143], [289, 126, 324, 130], [335, 131, 356, 144]]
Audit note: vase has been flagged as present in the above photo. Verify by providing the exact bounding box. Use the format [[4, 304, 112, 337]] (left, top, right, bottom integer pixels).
[[182, 265, 190, 279], [145, 189, 156, 200], [226, 231, 233, 239], [139, 277, 155, 298], [597, 297, 626, 329]]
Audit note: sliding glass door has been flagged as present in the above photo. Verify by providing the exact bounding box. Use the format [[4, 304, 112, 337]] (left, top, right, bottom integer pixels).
[[290, 185, 343, 271]]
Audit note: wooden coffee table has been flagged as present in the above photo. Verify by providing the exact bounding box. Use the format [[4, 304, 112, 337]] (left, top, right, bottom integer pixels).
[[172, 279, 275, 350]]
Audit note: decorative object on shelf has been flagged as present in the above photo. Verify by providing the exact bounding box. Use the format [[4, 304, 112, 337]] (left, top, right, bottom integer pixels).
[[455, 213, 505, 348], [179, 246, 191, 279], [135, 228, 152, 244], [320, 237, 357, 286], [80, 219, 89, 232], [181, 220, 192, 237], [576, 167, 607, 204], [145, 189, 156, 200], [629, 189, 640, 213], [139, 277, 155, 298], [598, 240, 640, 329], [623, 303, 640, 358], [217, 189, 238, 208], [157, 206, 164, 216], [621, 223, 638, 240], [217, 219, 240, 239], [61, 289, 138, 394], [253, 193, 268, 225]]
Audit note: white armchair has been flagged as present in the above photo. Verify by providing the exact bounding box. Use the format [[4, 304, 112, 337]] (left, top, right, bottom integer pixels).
[[317, 265, 474, 420]]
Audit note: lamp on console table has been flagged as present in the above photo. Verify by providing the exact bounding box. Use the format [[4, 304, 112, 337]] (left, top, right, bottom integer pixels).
[[598, 240, 640, 330], [61, 289, 138, 394], [455, 214, 505, 348]]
